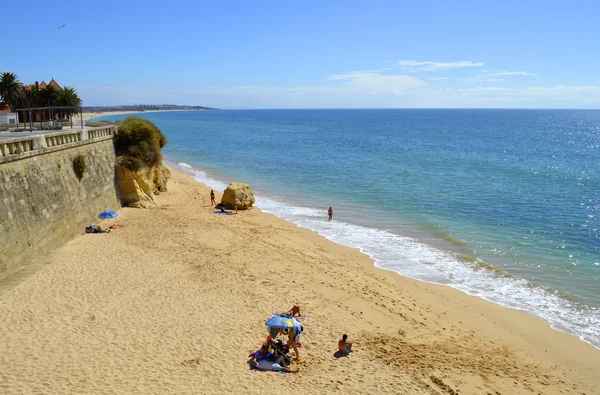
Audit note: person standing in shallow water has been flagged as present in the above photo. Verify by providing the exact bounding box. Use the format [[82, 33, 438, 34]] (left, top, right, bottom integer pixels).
[[210, 190, 215, 206], [328, 207, 333, 221]]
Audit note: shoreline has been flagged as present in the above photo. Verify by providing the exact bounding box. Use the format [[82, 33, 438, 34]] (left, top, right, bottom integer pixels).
[[74, 108, 203, 122], [1, 165, 598, 394], [171, 160, 600, 351]]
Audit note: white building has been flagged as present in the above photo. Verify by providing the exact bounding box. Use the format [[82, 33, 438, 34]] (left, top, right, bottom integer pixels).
[[0, 112, 19, 125]]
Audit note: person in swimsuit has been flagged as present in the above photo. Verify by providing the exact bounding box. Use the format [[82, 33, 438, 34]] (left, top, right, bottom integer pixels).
[[286, 327, 301, 362], [338, 334, 353, 355], [286, 305, 301, 317], [328, 207, 333, 221], [251, 344, 298, 373], [210, 190, 216, 205]]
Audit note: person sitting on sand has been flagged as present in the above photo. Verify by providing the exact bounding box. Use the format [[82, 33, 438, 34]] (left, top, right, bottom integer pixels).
[[338, 334, 353, 355], [251, 344, 298, 373]]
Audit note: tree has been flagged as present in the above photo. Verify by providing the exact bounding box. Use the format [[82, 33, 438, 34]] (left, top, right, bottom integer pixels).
[[21, 85, 40, 130], [0, 72, 23, 111], [40, 84, 59, 107], [57, 86, 82, 128]]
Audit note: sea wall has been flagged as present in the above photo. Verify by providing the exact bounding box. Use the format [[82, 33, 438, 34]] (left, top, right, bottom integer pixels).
[[0, 127, 121, 278]]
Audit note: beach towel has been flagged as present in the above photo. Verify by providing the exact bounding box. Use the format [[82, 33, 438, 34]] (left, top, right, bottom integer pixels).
[[213, 211, 231, 215]]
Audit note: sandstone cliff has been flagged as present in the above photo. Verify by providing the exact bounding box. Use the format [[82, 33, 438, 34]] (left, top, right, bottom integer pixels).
[[221, 182, 255, 210], [116, 163, 170, 208]]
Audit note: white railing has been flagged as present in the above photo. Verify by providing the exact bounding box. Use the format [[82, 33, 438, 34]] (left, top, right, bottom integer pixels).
[[45, 131, 82, 148], [0, 138, 34, 157], [88, 126, 114, 139], [0, 126, 116, 161]]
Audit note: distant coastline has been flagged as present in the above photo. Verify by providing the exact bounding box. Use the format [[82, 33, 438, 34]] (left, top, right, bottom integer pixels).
[[83, 104, 219, 112], [74, 105, 218, 122]]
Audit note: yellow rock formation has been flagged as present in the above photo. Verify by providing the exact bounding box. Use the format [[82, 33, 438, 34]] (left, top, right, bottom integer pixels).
[[116, 164, 170, 208], [221, 182, 255, 210]]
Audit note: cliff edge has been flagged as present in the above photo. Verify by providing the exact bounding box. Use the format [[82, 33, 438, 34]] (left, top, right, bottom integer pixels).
[[116, 163, 170, 208], [113, 116, 169, 208]]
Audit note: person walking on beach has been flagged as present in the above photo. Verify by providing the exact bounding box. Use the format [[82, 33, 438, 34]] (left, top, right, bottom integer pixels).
[[235, 198, 240, 214], [210, 190, 216, 206], [328, 207, 333, 221]]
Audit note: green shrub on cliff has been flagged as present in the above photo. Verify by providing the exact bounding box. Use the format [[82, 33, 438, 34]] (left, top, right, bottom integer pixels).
[[73, 155, 86, 180], [115, 117, 167, 171]]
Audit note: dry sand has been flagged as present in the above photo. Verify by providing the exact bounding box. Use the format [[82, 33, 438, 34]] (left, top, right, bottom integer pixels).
[[1, 167, 599, 394]]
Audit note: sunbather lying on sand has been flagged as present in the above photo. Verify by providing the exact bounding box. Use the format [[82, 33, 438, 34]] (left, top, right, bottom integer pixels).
[[86, 225, 110, 234], [250, 344, 298, 373]]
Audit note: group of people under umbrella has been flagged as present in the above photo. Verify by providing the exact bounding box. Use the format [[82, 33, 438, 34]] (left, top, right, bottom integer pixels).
[[85, 211, 120, 234], [249, 307, 305, 373], [249, 306, 356, 373]]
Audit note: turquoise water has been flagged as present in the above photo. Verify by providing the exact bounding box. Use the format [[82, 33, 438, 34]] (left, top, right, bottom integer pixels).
[[99, 109, 600, 348]]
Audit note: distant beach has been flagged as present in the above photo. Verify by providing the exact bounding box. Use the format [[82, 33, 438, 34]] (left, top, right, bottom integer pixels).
[[74, 109, 200, 122], [0, 166, 598, 394]]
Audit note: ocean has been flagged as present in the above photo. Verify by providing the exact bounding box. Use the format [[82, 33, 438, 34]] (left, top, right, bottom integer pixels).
[[98, 109, 600, 349]]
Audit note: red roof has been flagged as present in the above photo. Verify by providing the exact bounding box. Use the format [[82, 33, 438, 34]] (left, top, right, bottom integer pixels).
[[48, 79, 62, 90], [23, 79, 63, 92], [0, 102, 11, 113]]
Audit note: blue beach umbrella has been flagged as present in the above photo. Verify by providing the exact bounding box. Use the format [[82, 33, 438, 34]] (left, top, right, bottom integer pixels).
[[98, 210, 118, 219], [265, 314, 297, 330], [265, 314, 303, 339]]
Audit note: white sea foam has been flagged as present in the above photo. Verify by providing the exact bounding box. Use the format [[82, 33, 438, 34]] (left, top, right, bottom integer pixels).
[[174, 161, 600, 349], [172, 161, 229, 191]]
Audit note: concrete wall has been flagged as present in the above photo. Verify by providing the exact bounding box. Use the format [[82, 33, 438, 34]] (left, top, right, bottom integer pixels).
[[0, 128, 121, 278]]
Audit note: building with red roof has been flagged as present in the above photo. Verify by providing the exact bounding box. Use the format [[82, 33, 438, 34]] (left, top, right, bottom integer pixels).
[[0, 102, 18, 125], [19, 78, 64, 124]]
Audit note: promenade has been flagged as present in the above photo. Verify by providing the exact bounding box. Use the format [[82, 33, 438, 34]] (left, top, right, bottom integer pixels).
[[0, 124, 87, 141]]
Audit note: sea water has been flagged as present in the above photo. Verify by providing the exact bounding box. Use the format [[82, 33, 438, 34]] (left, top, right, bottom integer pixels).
[[99, 109, 600, 348]]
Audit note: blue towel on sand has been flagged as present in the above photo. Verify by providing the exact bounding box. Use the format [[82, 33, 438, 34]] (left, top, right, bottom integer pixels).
[[214, 210, 231, 215]]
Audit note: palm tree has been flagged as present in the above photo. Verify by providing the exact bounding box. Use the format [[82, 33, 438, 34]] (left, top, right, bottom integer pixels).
[[0, 72, 23, 112], [57, 86, 82, 128], [21, 84, 41, 131], [40, 84, 59, 107]]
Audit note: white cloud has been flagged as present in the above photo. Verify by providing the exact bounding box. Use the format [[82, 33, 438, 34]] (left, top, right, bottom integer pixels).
[[327, 71, 424, 90], [78, 82, 600, 109], [462, 70, 537, 83], [396, 60, 484, 72], [483, 70, 537, 77]]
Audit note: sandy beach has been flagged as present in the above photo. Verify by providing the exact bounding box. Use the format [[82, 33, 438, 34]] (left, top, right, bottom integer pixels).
[[0, 166, 599, 394], [74, 109, 197, 122]]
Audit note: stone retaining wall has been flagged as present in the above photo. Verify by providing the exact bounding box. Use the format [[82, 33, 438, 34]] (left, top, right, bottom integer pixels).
[[0, 130, 121, 278]]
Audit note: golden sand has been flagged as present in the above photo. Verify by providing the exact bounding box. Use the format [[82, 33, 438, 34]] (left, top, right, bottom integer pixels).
[[0, 167, 598, 394]]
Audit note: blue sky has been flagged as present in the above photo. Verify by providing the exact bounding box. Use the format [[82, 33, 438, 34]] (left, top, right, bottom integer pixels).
[[3, 0, 600, 108]]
